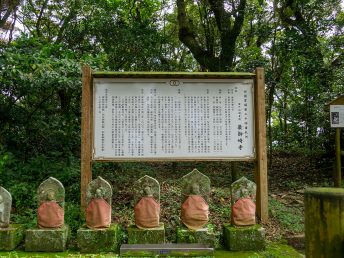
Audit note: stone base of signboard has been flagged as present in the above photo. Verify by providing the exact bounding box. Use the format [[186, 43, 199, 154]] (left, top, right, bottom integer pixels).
[[25, 225, 69, 252], [176, 225, 215, 247], [77, 223, 122, 253], [0, 224, 24, 251], [223, 223, 265, 251], [127, 223, 165, 244], [120, 243, 214, 257]]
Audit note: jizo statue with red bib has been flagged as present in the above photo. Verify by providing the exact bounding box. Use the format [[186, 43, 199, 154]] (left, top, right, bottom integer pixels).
[[181, 169, 210, 230], [134, 175, 160, 229], [37, 177, 65, 229], [231, 177, 256, 226], [86, 176, 112, 229]]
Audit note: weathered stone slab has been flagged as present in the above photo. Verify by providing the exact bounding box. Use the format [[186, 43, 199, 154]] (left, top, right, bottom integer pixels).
[[223, 223, 265, 251], [176, 226, 215, 247], [25, 225, 69, 252], [77, 223, 122, 253], [0, 186, 12, 228], [120, 243, 214, 257], [134, 175, 160, 205], [181, 169, 210, 202], [0, 224, 24, 251], [128, 223, 165, 244], [231, 177, 256, 204]]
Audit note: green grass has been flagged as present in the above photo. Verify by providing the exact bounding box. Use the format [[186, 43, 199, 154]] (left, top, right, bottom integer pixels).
[[269, 198, 304, 234]]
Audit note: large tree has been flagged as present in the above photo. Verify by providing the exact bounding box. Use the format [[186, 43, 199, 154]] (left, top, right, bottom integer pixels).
[[177, 0, 247, 71]]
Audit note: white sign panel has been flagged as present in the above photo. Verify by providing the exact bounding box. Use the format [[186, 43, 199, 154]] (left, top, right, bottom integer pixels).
[[93, 78, 255, 160], [330, 105, 344, 128]]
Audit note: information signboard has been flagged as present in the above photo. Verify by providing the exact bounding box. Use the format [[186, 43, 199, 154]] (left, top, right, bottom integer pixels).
[[330, 105, 344, 128], [93, 78, 255, 160]]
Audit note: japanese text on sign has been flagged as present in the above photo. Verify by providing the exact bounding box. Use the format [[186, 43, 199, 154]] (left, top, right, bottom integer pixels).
[[93, 78, 255, 160]]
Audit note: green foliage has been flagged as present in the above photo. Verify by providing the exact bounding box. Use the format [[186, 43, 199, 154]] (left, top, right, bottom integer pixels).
[[269, 199, 304, 234]]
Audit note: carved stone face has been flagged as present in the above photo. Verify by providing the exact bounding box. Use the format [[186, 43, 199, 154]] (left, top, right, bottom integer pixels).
[[144, 185, 153, 196], [95, 188, 103, 198], [46, 191, 56, 201], [190, 183, 200, 195]]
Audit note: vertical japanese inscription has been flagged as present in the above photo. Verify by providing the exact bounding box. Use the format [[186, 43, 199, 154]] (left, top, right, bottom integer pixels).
[[94, 79, 254, 159]]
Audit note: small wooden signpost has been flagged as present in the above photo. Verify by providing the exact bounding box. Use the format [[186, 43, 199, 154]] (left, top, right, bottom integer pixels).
[[80, 67, 268, 222], [328, 95, 344, 187]]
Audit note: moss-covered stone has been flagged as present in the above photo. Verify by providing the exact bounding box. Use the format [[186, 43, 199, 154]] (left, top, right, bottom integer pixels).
[[304, 187, 344, 257], [176, 225, 215, 247], [223, 224, 265, 251], [77, 223, 122, 253], [0, 224, 24, 251], [25, 225, 68, 252], [127, 223, 165, 244]]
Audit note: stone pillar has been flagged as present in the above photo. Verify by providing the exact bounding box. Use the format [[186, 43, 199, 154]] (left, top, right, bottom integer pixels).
[[304, 187, 344, 258]]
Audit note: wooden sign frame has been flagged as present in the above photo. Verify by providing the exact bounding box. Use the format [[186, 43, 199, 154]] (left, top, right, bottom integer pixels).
[[81, 67, 268, 222]]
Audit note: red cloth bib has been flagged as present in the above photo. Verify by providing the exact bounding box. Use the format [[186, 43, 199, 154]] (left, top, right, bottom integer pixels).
[[232, 198, 256, 226], [181, 195, 209, 230], [37, 201, 64, 228], [86, 199, 111, 229], [134, 196, 160, 229]]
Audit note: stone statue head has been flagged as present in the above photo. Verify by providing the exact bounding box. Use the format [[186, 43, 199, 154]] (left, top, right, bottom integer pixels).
[[144, 185, 153, 196], [181, 169, 210, 202], [38, 177, 65, 208], [46, 190, 56, 201], [133, 175, 160, 206], [190, 183, 200, 195], [86, 177, 112, 206], [231, 176, 256, 205]]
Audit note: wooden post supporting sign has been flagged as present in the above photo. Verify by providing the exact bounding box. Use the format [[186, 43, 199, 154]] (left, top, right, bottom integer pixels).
[[254, 68, 268, 223], [81, 65, 93, 211]]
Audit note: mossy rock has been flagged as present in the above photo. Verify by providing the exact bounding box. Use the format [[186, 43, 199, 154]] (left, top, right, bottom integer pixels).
[[127, 223, 165, 244], [25, 225, 68, 252], [176, 225, 215, 247], [0, 224, 25, 251], [223, 223, 265, 251], [77, 223, 122, 253]]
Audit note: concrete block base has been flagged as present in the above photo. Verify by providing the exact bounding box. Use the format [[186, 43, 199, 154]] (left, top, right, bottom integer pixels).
[[223, 223, 265, 251], [128, 223, 165, 244], [25, 225, 68, 252], [176, 226, 215, 247], [0, 224, 24, 251], [77, 223, 122, 253]]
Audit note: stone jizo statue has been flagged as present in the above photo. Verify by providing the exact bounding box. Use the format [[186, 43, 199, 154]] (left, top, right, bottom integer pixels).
[[86, 176, 112, 229], [37, 177, 65, 229], [181, 169, 210, 230], [231, 176, 256, 226], [134, 175, 160, 229], [0, 186, 12, 228]]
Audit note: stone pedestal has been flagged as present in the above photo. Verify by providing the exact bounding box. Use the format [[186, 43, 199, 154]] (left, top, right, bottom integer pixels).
[[25, 225, 69, 252], [128, 223, 165, 244], [176, 226, 215, 247], [223, 223, 265, 251], [305, 188, 344, 257], [77, 223, 122, 253], [0, 224, 24, 251]]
